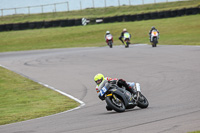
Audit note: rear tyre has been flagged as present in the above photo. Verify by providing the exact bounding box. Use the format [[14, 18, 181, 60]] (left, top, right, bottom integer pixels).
[[125, 41, 129, 48], [105, 96, 125, 112]]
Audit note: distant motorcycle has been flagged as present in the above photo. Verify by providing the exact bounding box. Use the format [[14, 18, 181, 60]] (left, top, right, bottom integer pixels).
[[123, 32, 131, 48], [106, 34, 113, 48], [99, 82, 149, 112], [150, 30, 159, 47]]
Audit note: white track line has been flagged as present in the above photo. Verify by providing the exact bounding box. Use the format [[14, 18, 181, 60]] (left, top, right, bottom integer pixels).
[[0, 64, 85, 114]]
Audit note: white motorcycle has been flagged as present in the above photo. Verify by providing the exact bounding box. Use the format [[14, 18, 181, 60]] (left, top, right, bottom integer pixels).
[[150, 30, 159, 47], [105, 34, 113, 48]]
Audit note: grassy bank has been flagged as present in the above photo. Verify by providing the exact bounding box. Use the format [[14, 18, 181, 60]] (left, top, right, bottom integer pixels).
[[0, 14, 199, 52], [0, 66, 80, 125], [0, 0, 199, 24]]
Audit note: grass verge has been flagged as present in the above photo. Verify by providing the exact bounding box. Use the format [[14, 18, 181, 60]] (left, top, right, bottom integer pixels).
[[0, 66, 80, 125], [0, 0, 199, 24], [0, 14, 200, 52]]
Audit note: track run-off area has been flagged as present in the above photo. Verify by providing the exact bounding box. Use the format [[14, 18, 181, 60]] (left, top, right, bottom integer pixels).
[[0, 44, 200, 133]]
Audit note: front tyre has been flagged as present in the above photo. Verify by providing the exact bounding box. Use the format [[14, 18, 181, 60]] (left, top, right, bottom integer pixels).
[[137, 93, 149, 109], [109, 42, 113, 48], [153, 38, 157, 47], [105, 96, 125, 112]]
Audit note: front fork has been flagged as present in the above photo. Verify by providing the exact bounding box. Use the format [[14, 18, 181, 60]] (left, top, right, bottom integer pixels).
[[107, 94, 121, 104]]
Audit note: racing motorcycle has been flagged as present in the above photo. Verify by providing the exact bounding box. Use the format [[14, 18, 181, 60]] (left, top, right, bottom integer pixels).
[[123, 32, 131, 48], [105, 34, 113, 48], [150, 30, 159, 47], [99, 82, 149, 112]]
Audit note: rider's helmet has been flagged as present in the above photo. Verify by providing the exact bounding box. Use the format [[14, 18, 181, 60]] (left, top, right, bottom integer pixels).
[[106, 31, 110, 34], [123, 28, 127, 32], [151, 26, 155, 30], [94, 73, 105, 85]]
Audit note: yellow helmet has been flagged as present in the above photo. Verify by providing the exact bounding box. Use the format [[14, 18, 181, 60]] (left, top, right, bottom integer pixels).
[[94, 73, 105, 85]]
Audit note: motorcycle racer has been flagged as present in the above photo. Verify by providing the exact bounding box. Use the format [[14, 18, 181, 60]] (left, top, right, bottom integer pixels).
[[94, 73, 140, 110], [105, 31, 113, 44], [119, 28, 131, 44], [149, 26, 159, 41]]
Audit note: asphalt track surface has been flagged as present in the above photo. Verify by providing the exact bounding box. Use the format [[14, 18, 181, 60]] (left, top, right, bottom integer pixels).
[[0, 44, 200, 133]]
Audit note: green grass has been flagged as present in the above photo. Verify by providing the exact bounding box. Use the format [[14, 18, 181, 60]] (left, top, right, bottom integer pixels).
[[0, 0, 199, 24], [0, 0, 199, 127], [0, 66, 80, 125], [0, 14, 199, 52], [188, 131, 200, 133]]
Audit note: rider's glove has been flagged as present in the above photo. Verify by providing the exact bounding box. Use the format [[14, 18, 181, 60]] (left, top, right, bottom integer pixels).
[[98, 94, 105, 101], [108, 80, 117, 84]]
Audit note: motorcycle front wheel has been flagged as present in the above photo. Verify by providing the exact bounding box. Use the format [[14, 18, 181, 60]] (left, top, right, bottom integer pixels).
[[153, 38, 157, 47], [105, 95, 125, 112], [109, 42, 113, 48], [137, 92, 149, 109]]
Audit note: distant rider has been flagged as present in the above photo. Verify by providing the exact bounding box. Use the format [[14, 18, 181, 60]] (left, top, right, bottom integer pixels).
[[149, 26, 159, 41], [94, 73, 140, 111], [119, 28, 131, 44], [105, 31, 113, 44]]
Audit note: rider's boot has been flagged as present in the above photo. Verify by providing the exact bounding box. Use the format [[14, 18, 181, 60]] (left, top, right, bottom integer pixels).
[[106, 105, 112, 111], [127, 84, 136, 95], [117, 79, 136, 97], [119, 37, 124, 45]]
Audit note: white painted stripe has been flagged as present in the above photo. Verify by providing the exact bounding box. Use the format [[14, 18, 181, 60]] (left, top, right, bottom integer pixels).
[[0, 64, 85, 113], [38, 81, 85, 106]]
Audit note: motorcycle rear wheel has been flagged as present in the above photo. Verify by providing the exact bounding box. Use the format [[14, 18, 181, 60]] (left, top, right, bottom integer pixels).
[[125, 41, 129, 48], [105, 95, 125, 112]]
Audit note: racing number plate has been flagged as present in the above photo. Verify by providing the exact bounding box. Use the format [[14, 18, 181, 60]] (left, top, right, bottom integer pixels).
[[100, 86, 107, 96]]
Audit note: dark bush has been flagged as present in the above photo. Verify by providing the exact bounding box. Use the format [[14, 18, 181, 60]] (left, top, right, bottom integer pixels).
[[52, 20, 61, 27], [75, 19, 82, 26], [28, 22, 36, 29], [136, 14, 144, 21], [20, 22, 29, 30], [44, 21, 53, 28], [164, 10, 171, 18], [109, 16, 118, 23], [103, 17, 110, 23], [185, 8, 194, 15], [158, 11, 165, 18], [171, 10, 178, 17], [5, 24, 13, 31], [188, 7, 199, 14], [12, 23, 21, 30], [124, 15, 131, 22], [35, 21, 44, 29], [60, 20, 68, 27], [117, 16, 124, 22], [129, 14, 137, 21], [144, 13, 151, 20], [151, 12, 159, 19], [177, 8, 186, 16], [68, 19, 75, 26], [0, 24, 6, 32]]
